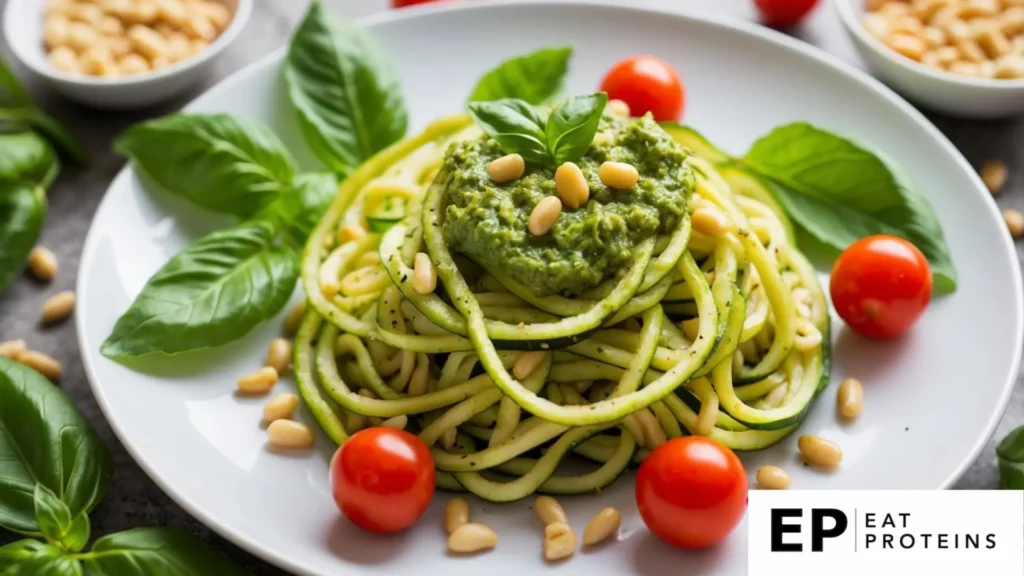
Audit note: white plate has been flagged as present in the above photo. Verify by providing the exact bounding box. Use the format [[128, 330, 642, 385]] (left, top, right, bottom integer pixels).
[[76, 2, 1024, 575]]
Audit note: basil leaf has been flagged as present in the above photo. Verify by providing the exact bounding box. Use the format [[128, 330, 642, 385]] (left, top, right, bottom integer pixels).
[[115, 114, 296, 218], [468, 99, 550, 164], [0, 540, 61, 569], [3, 108, 86, 167], [0, 58, 29, 107], [9, 555, 81, 576], [545, 93, 607, 165], [81, 527, 246, 576], [468, 46, 572, 104], [998, 425, 1024, 490], [285, 0, 407, 173], [742, 123, 957, 293], [258, 171, 338, 245], [0, 357, 112, 535], [0, 184, 45, 295], [0, 131, 59, 188], [33, 484, 89, 552], [101, 221, 299, 358]]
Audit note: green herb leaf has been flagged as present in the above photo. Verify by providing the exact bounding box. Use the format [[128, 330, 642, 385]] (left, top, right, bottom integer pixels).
[[115, 114, 296, 218], [285, 0, 407, 173], [33, 484, 90, 552], [4, 552, 81, 576], [742, 123, 957, 293], [81, 527, 246, 576], [545, 93, 607, 165], [998, 425, 1024, 490], [101, 221, 299, 358], [0, 131, 59, 188], [0, 540, 62, 569], [257, 171, 338, 246], [0, 59, 85, 165], [0, 357, 112, 535], [0, 58, 29, 107], [468, 46, 572, 104], [0, 183, 45, 295], [468, 99, 550, 165]]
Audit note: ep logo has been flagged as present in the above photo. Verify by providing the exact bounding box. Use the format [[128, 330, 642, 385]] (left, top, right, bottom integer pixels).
[[771, 508, 848, 552]]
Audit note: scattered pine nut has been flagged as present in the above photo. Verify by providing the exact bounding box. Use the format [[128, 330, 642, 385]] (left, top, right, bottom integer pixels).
[[28, 247, 57, 281], [487, 154, 525, 183], [798, 435, 843, 468], [283, 301, 306, 336], [40, 291, 76, 324], [381, 415, 408, 430], [543, 521, 576, 562], [607, 99, 630, 117], [18, 350, 62, 381], [444, 497, 470, 535], [981, 160, 1008, 194], [448, 523, 498, 554], [582, 507, 621, 546], [756, 465, 792, 490], [263, 393, 298, 422], [264, 338, 292, 375], [0, 340, 27, 360], [237, 367, 278, 395], [413, 252, 437, 295], [691, 206, 730, 236], [512, 351, 546, 380], [267, 419, 314, 448], [534, 495, 568, 526], [837, 377, 864, 420], [528, 196, 562, 236], [1004, 208, 1024, 238]]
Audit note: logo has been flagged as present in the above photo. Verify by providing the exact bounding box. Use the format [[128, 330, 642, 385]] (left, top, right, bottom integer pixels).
[[749, 491, 1024, 576]]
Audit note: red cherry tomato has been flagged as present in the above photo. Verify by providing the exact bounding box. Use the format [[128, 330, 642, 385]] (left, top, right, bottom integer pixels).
[[830, 235, 932, 340], [599, 55, 685, 122], [392, 0, 447, 7], [635, 437, 747, 549], [330, 427, 435, 533], [754, 0, 820, 28]]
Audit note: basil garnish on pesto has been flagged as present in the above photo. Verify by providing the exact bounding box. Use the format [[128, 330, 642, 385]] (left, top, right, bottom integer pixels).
[[442, 113, 692, 297]]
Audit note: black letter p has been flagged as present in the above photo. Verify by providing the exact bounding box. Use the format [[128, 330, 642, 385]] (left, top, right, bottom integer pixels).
[[811, 509, 848, 552]]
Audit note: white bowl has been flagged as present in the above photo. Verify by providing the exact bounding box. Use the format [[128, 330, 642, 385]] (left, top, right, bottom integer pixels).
[[2, 0, 251, 110], [835, 0, 1024, 118]]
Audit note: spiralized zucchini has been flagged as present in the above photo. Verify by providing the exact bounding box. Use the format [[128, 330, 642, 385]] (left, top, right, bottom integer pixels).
[[292, 114, 830, 501]]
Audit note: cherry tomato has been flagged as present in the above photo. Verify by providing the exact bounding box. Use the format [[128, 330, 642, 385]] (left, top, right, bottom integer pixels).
[[635, 437, 747, 549], [330, 427, 435, 533], [392, 0, 447, 7], [599, 56, 685, 122], [754, 0, 820, 28], [830, 235, 932, 340]]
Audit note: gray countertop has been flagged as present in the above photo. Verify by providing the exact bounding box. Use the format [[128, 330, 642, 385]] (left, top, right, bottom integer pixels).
[[1, 0, 1022, 573]]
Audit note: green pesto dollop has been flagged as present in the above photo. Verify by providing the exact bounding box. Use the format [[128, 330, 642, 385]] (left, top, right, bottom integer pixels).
[[441, 113, 692, 297]]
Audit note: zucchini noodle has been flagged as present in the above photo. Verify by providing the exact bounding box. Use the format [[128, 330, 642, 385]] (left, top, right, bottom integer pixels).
[[291, 114, 830, 501]]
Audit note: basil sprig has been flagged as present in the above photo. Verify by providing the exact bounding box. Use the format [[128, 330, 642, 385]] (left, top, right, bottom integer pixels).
[[469, 46, 572, 105], [997, 425, 1024, 490], [468, 93, 608, 167], [0, 358, 245, 573]]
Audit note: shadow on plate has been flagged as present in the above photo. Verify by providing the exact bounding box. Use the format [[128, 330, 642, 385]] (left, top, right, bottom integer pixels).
[[631, 531, 732, 575], [324, 516, 414, 565]]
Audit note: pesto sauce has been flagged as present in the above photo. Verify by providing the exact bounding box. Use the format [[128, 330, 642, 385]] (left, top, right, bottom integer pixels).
[[441, 114, 692, 297]]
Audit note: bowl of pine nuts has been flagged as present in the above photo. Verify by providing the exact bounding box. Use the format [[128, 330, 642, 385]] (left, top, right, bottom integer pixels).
[[836, 0, 1024, 118], [2, 0, 252, 109]]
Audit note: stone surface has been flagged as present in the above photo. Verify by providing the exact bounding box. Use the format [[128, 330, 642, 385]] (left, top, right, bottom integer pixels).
[[0, 0, 1021, 573]]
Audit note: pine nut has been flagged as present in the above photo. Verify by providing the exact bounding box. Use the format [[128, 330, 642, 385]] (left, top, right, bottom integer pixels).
[[691, 206, 730, 236], [756, 465, 792, 490], [237, 367, 278, 395], [598, 161, 639, 190], [958, 38, 987, 63], [263, 393, 298, 422], [913, 0, 951, 21], [65, 21, 100, 52], [106, 36, 132, 58], [117, 53, 149, 75], [798, 435, 843, 468], [18, 351, 62, 381], [381, 415, 408, 430], [1001, 7, 1024, 35], [933, 45, 960, 64], [862, 13, 891, 40], [695, 393, 719, 437], [865, 0, 888, 11], [793, 318, 822, 352], [607, 98, 630, 117], [487, 154, 525, 183], [183, 13, 218, 40], [157, 0, 189, 26], [267, 419, 314, 448], [543, 521, 576, 561], [199, 1, 233, 30], [0, 340, 27, 360], [528, 196, 562, 236], [41, 291, 76, 324], [263, 338, 292, 376], [922, 26, 946, 47], [886, 33, 927, 60], [534, 495, 568, 526], [127, 24, 165, 59], [981, 160, 1009, 194], [513, 351, 546, 380], [444, 497, 470, 534], [448, 523, 497, 553], [413, 252, 437, 295], [948, 60, 981, 75], [890, 15, 923, 35], [977, 27, 1011, 58], [48, 46, 80, 73], [995, 55, 1024, 78], [338, 225, 365, 244], [554, 162, 589, 209], [1004, 209, 1024, 238], [880, 1, 910, 16], [837, 377, 864, 420], [283, 301, 306, 336], [44, 14, 70, 48], [960, 0, 999, 19], [583, 507, 621, 546]]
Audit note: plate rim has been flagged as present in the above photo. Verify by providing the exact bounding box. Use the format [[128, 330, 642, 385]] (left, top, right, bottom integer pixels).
[[74, 1, 1024, 574]]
